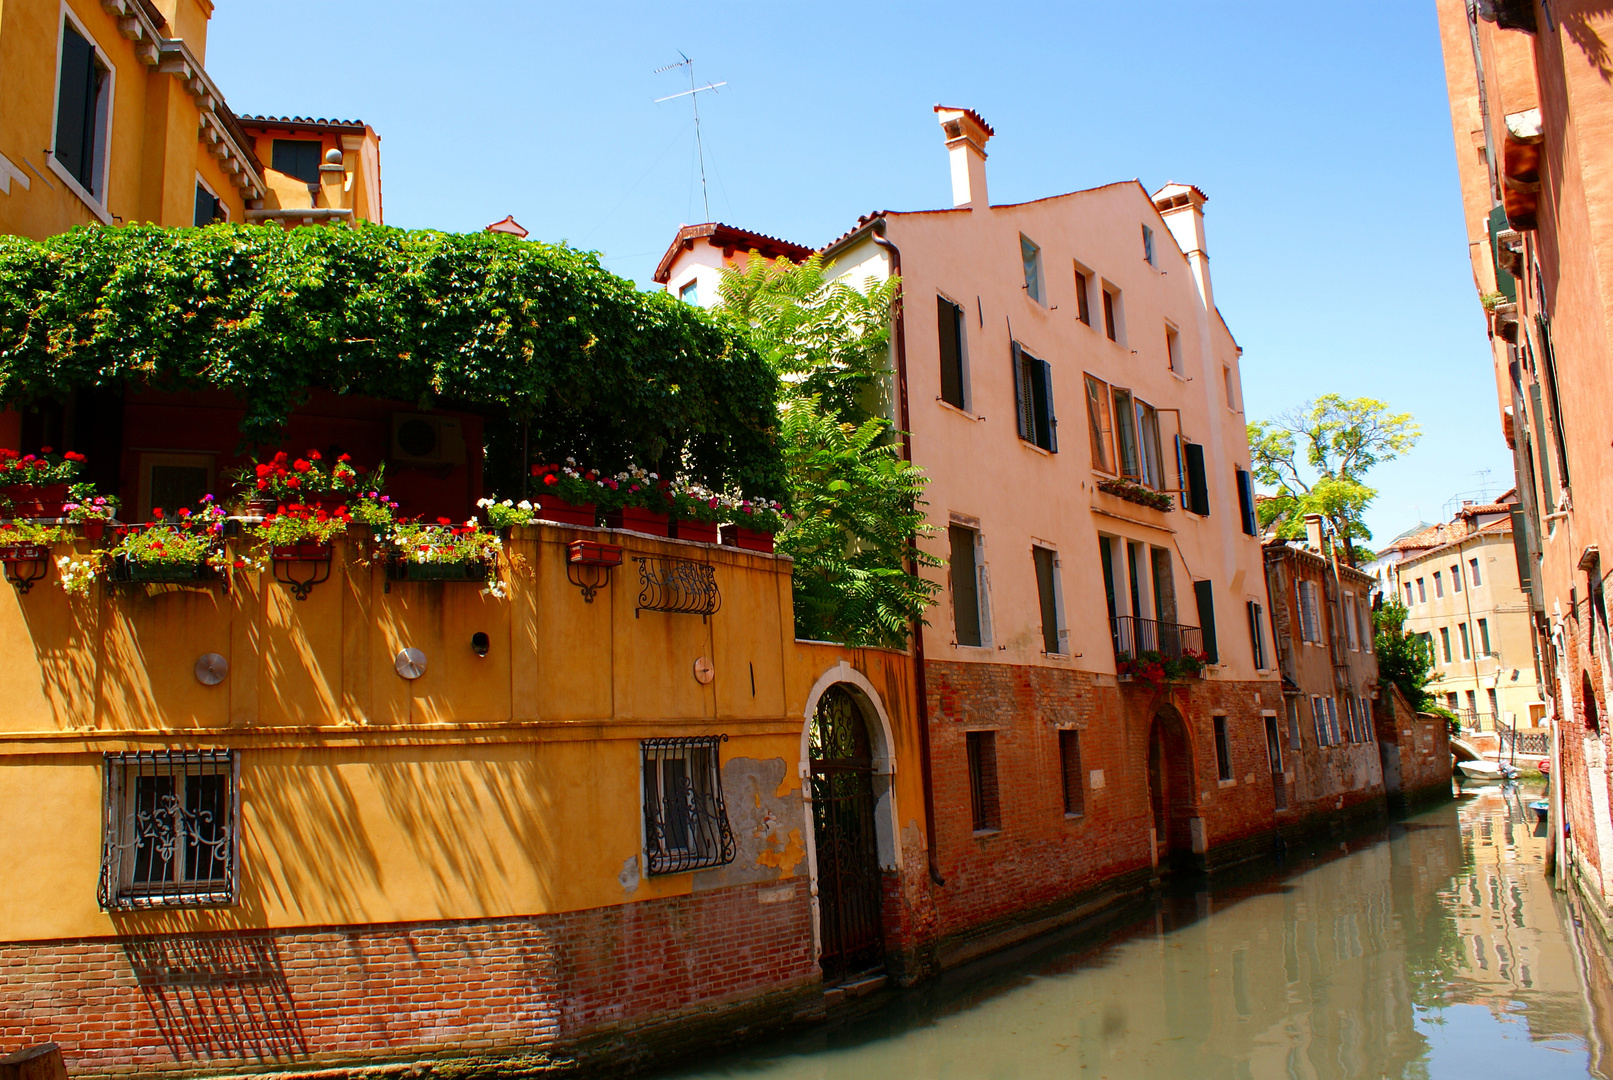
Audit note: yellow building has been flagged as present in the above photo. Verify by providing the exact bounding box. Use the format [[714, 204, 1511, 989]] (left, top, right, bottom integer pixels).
[[0, 0, 379, 238]]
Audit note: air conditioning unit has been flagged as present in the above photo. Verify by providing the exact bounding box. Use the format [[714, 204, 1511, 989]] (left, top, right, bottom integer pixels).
[[390, 413, 467, 467]]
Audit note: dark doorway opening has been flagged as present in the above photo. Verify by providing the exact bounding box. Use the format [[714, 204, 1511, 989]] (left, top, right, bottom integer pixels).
[[810, 685, 885, 983], [1148, 708, 1199, 870]]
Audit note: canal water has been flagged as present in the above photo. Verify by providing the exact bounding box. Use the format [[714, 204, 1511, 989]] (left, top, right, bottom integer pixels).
[[658, 785, 1613, 1080]]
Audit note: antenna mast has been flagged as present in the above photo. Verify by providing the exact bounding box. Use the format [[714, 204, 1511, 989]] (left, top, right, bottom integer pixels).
[[654, 53, 726, 222]]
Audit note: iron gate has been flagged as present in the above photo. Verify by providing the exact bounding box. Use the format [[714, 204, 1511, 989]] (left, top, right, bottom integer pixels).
[[810, 686, 885, 982]]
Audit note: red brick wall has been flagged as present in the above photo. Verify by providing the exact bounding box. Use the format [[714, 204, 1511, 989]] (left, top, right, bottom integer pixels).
[[917, 660, 1283, 945], [0, 880, 815, 1076]]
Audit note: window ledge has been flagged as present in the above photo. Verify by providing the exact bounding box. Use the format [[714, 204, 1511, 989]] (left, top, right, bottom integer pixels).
[[936, 398, 982, 421], [972, 827, 1002, 838], [1064, 811, 1085, 821], [47, 155, 113, 226], [1169, 370, 1190, 382], [1218, 778, 1237, 788], [1020, 440, 1054, 457]]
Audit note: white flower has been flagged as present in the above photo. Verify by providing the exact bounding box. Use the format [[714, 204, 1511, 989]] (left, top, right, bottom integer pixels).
[[518, 500, 532, 510], [476, 498, 492, 508]]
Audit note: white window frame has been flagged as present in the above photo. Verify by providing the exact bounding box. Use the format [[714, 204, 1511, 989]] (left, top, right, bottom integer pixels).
[[1020, 234, 1044, 306], [49, 2, 116, 225], [1165, 321, 1183, 375], [99, 750, 240, 910], [1032, 542, 1069, 656], [938, 290, 973, 413]]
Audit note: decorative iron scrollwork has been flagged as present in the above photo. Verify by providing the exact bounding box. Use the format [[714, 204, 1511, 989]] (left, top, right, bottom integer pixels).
[[633, 556, 720, 620], [270, 543, 332, 601], [99, 750, 239, 911], [641, 735, 735, 875], [0, 544, 51, 594]]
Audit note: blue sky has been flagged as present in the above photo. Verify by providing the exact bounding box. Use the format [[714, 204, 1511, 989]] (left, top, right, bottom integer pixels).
[[207, 1, 1510, 544]]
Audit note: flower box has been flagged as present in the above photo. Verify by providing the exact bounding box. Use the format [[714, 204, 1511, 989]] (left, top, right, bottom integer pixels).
[[1, 483, 70, 519], [245, 498, 279, 518], [604, 507, 671, 537], [271, 542, 333, 562], [0, 544, 51, 563], [720, 524, 776, 553], [670, 519, 719, 544], [108, 556, 217, 586], [534, 494, 596, 528], [1096, 478, 1174, 513], [387, 559, 491, 584]]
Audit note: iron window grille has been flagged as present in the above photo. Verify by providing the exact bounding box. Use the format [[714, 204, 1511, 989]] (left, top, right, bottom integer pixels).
[[641, 736, 735, 875], [99, 750, 240, 910]]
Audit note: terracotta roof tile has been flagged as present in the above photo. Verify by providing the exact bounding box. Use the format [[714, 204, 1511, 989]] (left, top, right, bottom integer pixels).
[[652, 222, 814, 284]]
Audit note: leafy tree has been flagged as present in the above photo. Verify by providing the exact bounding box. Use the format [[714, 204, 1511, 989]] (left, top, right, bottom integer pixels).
[[1248, 395, 1420, 564], [717, 255, 940, 648], [1374, 600, 1435, 712]]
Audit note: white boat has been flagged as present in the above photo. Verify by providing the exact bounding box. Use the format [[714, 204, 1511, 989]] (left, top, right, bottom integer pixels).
[[1458, 759, 1518, 781]]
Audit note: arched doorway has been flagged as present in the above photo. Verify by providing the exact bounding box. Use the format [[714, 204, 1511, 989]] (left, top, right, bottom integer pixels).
[[1147, 708, 1198, 867], [809, 684, 885, 981]]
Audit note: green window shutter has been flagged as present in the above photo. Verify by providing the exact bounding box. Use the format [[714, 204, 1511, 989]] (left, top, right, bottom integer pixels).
[[1509, 508, 1533, 591], [949, 525, 982, 647], [1488, 206, 1517, 302], [1184, 443, 1210, 516], [1037, 358, 1057, 453], [1236, 468, 1257, 535], [1529, 383, 1555, 504], [937, 296, 965, 409], [1034, 548, 1060, 654], [1194, 579, 1218, 664], [55, 25, 99, 190], [1012, 342, 1033, 442], [1536, 316, 1571, 491]]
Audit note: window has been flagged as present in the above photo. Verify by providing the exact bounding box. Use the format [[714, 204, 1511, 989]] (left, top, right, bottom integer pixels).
[[1058, 730, 1084, 816], [1111, 388, 1138, 476], [194, 181, 223, 227], [1194, 579, 1219, 664], [1326, 698, 1341, 745], [1214, 717, 1233, 781], [272, 139, 324, 184], [1013, 344, 1057, 452], [1298, 580, 1321, 643], [99, 751, 238, 910], [1459, 622, 1472, 660], [1356, 598, 1369, 649], [1447, 691, 1459, 711], [1235, 467, 1257, 535], [1021, 235, 1043, 304], [641, 737, 735, 875], [1487, 687, 1499, 719], [1182, 441, 1209, 515], [1361, 696, 1375, 741], [938, 296, 967, 410], [1341, 697, 1355, 742], [1466, 689, 1477, 715], [1286, 697, 1302, 751], [1312, 697, 1329, 746], [1103, 287, 1119, 342], [1439, 626, 1452, 663], [1416, 578, 1427, 603], [1084, 375, 1115, 472], [1404, 582, 1414, 606], [679, 279, 699, 304], [1073, 266, 1092, 326], [1223, 364, 1239, 411], [1247, 601, 1267, 670], [1342, 594, 1358, 650], [1479, 618, 1492, 655], [1451, 564, 1463, 592], [1033, 547, 1064, 655], [1143, 224, 1156, 266], [54, 19, 112, 201], [1433, 571, 1444, 598], [949, 524, 984, 647], [1108, 390, 1163, 487], [1470, 557, 1483, 587], [138, 452, 215, 522], [1166, 324, 1182, 374], [967, 731, 1001, 831]]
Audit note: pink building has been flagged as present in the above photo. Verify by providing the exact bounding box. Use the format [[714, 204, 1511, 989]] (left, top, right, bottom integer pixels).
[[658, 107, 1285, 978]]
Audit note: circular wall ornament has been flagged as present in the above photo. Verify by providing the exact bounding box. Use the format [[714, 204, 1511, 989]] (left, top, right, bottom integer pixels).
[[693, 657, 715, 685], [194, 653, 229, 686], [395, 648, 428, 680]]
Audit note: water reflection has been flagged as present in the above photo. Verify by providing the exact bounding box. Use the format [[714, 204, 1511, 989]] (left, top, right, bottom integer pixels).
[[657, 785, 1613, 1080]]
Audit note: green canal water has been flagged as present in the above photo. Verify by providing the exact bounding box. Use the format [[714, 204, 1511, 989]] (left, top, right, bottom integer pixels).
[[655, 785, 1613, 1079]]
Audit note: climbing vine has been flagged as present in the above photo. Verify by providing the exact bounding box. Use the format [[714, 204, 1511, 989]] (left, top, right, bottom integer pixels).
[[0, 223, 784, 498]]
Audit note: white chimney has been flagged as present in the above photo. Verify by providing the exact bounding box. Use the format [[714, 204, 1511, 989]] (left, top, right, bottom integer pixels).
[[934, 105, 993, 211], [1152, 183, 1212, 310], [1304, 514, 1325, 553]]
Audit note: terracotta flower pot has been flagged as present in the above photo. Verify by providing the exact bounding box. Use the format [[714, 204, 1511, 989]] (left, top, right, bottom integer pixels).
[[2, 483, 69, 519], [81, 521, 106, 542], [720, 524, 776, 553], [534, 494, 597, 528], [671, 518, 719, 544], [604, 506, 671, 537]]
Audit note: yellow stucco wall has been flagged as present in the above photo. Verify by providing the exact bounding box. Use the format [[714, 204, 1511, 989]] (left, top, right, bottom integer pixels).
[[0, 527, 887, 944]]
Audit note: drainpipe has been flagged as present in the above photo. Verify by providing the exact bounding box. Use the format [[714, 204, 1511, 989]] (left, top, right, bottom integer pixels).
[[868, 218, 945, 888]]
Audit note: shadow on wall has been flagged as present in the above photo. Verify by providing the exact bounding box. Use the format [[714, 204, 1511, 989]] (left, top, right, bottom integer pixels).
[[1561, 6, 1613, 81], [123, 935, 309, 1064]]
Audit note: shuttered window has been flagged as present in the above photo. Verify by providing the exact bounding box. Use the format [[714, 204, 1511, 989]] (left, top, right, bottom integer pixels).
[[1297, 581, 1320, 643], [949, 525, 983, 647], [55, 23, 106, 194], [1074, 269, 1091, 325], [1013, 343, 1056, 452], [1194, 580, 1218, 664], [1182, 442, 1209, 516], [938, 296, 966, 409], [1247, 601, 1266, 670], [1084, 375, 1114, 472], [194, 183, 221, 227], [1034, 547, 1062, 654], [272, 139, 324, 184], [1235, 468, 1257, 535]]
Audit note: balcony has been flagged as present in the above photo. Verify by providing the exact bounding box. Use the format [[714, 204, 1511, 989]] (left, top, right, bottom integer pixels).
[[1110, 615, 1204, 663]]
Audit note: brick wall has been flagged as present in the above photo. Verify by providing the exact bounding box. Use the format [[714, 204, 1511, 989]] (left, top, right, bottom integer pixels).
[[0, 879, 816, 1077], [1374, 684, 1454, 808], [917, 660, 1284, 948]]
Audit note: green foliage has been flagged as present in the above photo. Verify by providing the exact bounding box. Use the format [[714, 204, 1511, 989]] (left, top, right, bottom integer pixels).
[[1373, 600, 1435, 712], [1249, 394, 1421, 563], [0, 223, 783, 499], [717, 255, 939, 649]]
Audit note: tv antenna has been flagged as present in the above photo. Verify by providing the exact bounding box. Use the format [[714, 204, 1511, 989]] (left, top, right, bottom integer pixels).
[[654, 52, 725, 222]]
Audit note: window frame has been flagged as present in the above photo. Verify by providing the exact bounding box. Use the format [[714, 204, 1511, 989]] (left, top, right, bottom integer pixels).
[[99, 750, 240, 911], [949, 522, 988, 648], [1433, 571, 1444, 599], [937, 294, 969, 411], [1084, 374, 1115, 473], [1101, 283, 1124, 344], [193, 173, 229, 228], [1247, 600, 1267, 670], [1479, 617, 1492, 655], [641, 736, 736, 876], [678, 279, 699, 304], [1439, 626, 1452, 664], [271, 138, 325, 185], [1020, 234, 1044, 305], [1058, 729, 1084, 817], [1165, 322, 1183, 374], [1073, 263, 1093, 326], [1143, 224, 1156, 267], [1033, 545, 1067, 656], [1213, 716, 1233, 782], [1470, 556, 1483, 588], [966, 730, 1001, 832], [1013, 343, 1057, 452], [49, 6, 116, 224], [1451, 563, 1463, 592]]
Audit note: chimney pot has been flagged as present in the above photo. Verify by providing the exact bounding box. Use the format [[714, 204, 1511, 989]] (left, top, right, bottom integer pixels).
[[935, 105, 992, 210]]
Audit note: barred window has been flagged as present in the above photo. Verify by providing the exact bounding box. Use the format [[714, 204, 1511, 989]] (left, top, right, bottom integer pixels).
[[641, 737, 735, 875], [100, 751, 239, 910]]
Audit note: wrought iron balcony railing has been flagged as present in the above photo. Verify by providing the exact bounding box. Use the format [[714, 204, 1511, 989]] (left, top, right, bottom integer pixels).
[[1110, 615, 1204, 662]]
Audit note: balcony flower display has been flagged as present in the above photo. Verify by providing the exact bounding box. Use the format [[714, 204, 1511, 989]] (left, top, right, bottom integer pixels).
[[379, 518, 505, 596], [0, 448, 87, 518], [1097, 477, 1174, 513], [1119, 648, 1210, 686], [1, 521, 67, 588], [61, 485, 120, 540], [527, 460, 612, 526], [234, 451, 385, 511], [603, 464, 671, 536], [106, 498, 233, 585], [251, 504, 352, 556]]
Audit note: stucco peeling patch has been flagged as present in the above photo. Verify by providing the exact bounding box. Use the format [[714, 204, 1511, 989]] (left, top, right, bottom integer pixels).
[[694, 756, 805, 891], [619, 854, 641, 896]]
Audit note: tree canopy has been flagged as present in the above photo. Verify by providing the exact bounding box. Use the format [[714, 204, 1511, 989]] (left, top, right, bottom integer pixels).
[[717, 254, 939, 649], [1373, 600, 1435, 712], [0, 223, 784, 498], [1248, 395, 1420, 563]]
